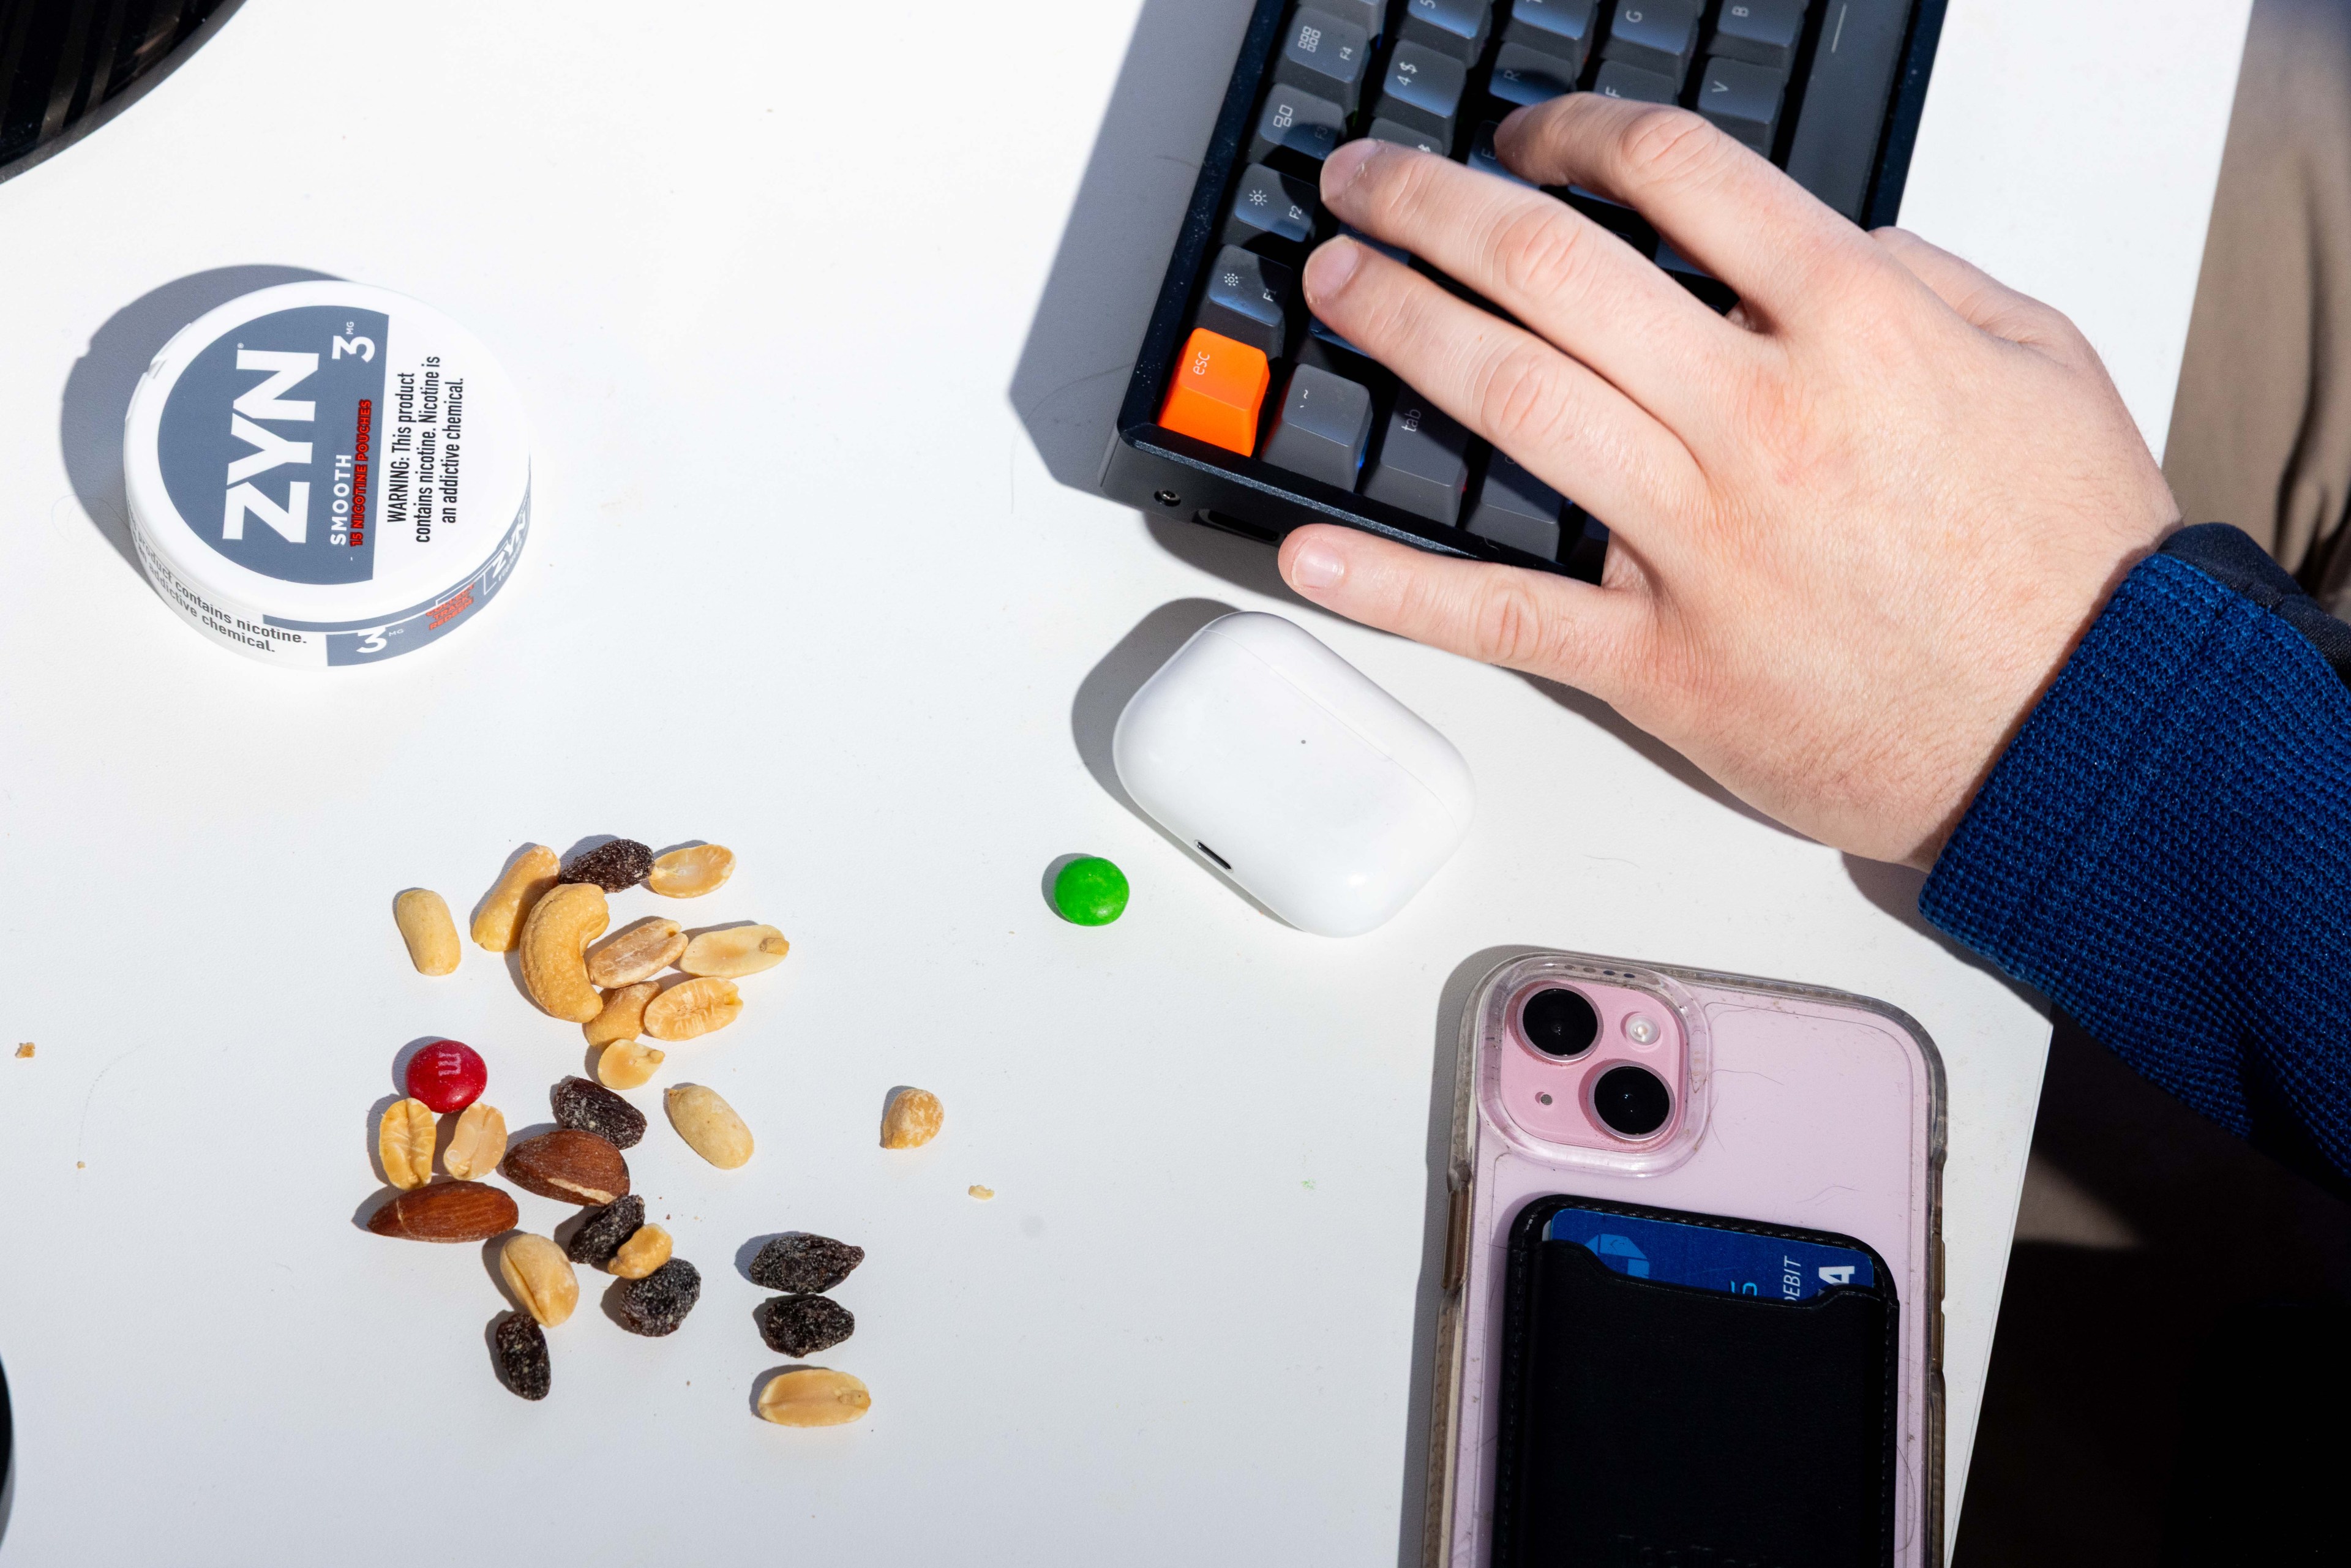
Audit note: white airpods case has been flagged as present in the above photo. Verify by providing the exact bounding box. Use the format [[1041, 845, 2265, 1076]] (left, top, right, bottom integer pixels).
[[1112, 612, 1475, 936]]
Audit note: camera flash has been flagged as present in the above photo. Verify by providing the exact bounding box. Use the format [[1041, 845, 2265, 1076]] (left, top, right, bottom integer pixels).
[[1624, 1013, 1661, 1046]]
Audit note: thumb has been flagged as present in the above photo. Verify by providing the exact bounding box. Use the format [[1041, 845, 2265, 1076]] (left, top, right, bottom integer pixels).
[[1278, 525, 1647, 700]]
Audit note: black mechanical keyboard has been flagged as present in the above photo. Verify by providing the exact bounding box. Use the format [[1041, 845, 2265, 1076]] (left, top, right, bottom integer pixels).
[[1101, 0, 1945, 579]]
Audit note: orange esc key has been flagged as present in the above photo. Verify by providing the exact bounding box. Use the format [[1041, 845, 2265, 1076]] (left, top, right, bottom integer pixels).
[[1159, 328, 1269, 457]]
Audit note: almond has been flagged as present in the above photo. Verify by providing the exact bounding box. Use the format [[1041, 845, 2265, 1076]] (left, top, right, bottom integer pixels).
[[365, 1180, 519, 1242], [501, 1128, 630, 1206]]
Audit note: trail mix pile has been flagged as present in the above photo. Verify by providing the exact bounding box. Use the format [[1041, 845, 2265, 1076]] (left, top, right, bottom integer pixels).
[[367, 837, 894, 1423]]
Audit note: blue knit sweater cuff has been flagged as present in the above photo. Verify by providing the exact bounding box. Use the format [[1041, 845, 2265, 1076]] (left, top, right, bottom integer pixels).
[[1920, 547, 2351, 1172]]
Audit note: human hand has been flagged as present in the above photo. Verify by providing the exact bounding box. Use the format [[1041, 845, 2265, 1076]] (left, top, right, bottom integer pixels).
[[1276, 97, 2178, 868]]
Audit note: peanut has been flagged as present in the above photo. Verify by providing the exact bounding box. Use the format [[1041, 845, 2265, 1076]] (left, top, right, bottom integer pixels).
[[498, 1234, 579, 1327], [880, 1087, 944, 1150], [757, 1368, 871, 1427], [378, 1098, 436, 1189], [472, 844, 560, 951], [666, 1084, 754, 1169], [519, 882, 610, 1022], [610, 1224, 673, 1280], [392, 890, 462, 976], [586, 918, 687, 988], [443, 1101, 508, 1180], [585, 981, 658, 1048], [597, 1039, 667, 1090], [647, 843, 735, 898], [642, 977, 742, 1041], [678, 924, 790, 978]]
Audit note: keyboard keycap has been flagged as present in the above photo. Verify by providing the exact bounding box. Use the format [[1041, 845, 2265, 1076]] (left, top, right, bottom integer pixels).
[[1367, 116, 1450, 156], [1276, 7, 1374, 115], [1488, 42, 1579, 109], [1562, 507, 1610, 576], [1468, 121, 1535, 186], [1504, 0, 1600, 73], [1695, 56, 1786, 151], [1592, 59, 1681, 104], [1466, 448, 1565, 556], [1250, 85, 1349, 167], [1160, 328, 1272, 456], [1710, 0, 1806, 71], [1376, 42, 1469, 143], [1338, 223, 1411, 264], [1223, 162, 1321, 254], [1365, 394, 1471, 525], [1320, 0, 1388, 43], [1399, 0, 1493, 63], [1784, 0, 1910, 219], [1600, 0, 1701, 84], [1263, 364, 1376, 489], [1196, 246, 1296, 362], [1301, 317, 1388, 385]]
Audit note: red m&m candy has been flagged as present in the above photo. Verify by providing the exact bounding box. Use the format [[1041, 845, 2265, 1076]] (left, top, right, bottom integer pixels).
[[405, 1040, 487, 1113]]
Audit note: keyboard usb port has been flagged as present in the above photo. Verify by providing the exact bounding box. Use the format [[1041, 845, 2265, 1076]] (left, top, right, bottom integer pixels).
[[1196, 842, 1234, 871]]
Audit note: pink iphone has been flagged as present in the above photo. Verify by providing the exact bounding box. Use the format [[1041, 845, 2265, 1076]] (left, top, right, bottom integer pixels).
[[1423, 951, 1946, 1567]]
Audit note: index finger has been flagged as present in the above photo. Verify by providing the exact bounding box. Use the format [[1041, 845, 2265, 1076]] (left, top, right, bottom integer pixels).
[[1496, 94, 1878, 326]]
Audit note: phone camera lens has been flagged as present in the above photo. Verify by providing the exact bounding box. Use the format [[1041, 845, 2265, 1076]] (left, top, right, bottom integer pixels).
[[1521, 988, 1600, 1058], [1591, 1064, 1673, 1138]]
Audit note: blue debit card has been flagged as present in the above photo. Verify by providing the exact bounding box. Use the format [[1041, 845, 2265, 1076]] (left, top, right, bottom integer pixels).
[[1543, 1206, 1876, 1302]]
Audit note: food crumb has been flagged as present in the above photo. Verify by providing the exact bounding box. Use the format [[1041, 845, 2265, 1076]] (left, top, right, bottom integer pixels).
[[15, 1043, 32, 1058], [76, 1161, 85, 1169], [969, 1184, 994, 1201]]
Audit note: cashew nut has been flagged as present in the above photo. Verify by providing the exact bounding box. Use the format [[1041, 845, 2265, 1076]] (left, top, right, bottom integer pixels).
[[519, 882, 610, 1022]]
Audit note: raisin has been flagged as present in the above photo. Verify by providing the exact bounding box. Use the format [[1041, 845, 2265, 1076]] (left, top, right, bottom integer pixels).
[[757, 1294, 855, 1358], [494, 1310, 550, 1400], [566, 1194, 645, 1268], [747, 1234, 864, 1294], [552, 1075, 647, 1149], [612, 1258, 701, 1337], [559, 839, 654, 891]]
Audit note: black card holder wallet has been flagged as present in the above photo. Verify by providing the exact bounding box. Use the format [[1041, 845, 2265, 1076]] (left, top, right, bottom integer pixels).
[[1491, 1196, 1900, 1567]]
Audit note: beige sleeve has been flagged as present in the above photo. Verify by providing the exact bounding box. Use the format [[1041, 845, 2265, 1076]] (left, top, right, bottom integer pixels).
[[2164, 0, 2351, 615]]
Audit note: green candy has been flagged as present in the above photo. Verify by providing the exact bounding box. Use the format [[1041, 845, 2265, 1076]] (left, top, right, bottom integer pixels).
[[1051, 856, 1130, 926]]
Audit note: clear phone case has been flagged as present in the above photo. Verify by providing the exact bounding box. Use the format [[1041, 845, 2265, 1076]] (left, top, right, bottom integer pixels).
[[1423, 951, 1948, 1567]]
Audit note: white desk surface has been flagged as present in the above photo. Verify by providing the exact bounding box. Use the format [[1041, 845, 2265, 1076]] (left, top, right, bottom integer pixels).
[[0, 1, 2244, 1561]]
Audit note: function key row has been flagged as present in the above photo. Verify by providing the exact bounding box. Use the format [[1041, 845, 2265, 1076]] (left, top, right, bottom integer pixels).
[[1261, 0, 1810, 180]]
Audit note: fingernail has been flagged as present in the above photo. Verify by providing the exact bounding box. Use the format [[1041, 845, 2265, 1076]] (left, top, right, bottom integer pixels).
[[1321, 138, 1379, 202], [1303, 238, 1361, 305], [1287, 538, 1347, 591]]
